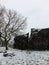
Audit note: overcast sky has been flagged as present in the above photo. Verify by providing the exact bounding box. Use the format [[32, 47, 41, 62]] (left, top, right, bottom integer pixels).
[[0, 0, 49, 33]]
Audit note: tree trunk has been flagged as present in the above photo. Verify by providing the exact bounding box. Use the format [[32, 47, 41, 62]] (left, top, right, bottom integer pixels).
[[5, 39, 8, 50], [6, 42, 8, 50]]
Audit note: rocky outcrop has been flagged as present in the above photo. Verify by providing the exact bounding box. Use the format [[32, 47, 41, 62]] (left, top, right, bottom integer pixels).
[[30, 28, 49, 50], [13, 33, 29, 50]]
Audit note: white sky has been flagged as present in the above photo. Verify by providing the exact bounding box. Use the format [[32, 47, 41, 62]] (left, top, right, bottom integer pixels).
[[0, 0, 49, 33]]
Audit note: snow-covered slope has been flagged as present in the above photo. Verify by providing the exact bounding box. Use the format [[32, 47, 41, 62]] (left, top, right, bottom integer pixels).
[[0, 47, 49, 65]]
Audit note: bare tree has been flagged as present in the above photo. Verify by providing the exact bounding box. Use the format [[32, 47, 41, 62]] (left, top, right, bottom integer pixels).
[[0, 5, 27, 50]]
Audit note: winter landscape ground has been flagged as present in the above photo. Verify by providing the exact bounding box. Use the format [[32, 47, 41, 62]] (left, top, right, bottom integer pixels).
[[0, 47, 49, 65]]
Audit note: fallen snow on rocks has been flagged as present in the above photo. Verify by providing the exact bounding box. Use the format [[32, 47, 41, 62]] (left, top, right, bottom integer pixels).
[[0, 47, 49, 65]]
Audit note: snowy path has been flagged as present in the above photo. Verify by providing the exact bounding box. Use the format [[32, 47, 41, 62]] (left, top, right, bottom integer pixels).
[[0, 47, 49, 65]]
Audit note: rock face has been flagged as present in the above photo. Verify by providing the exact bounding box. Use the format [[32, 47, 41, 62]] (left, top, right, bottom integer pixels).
[[13, 28, 49, 50], [13, 33, 29, 50], [30, 28, 49, 50]]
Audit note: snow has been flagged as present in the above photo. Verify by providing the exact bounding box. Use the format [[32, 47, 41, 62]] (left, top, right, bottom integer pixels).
[[0, 47, 49, 65]]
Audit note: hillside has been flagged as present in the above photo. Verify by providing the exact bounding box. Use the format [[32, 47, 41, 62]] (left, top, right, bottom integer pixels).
[[0, 47, 49, 65]]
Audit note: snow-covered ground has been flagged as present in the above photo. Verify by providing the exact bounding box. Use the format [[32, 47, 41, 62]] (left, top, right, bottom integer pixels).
[[0, 47, 49, 65]]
